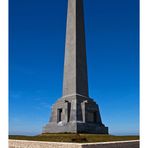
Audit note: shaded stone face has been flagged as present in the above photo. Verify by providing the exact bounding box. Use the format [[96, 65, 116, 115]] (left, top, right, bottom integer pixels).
[[43, 0, 108, 134]]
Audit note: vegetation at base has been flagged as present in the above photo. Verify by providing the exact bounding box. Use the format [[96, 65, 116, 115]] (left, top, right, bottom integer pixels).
[[9, 134, 139, 143]]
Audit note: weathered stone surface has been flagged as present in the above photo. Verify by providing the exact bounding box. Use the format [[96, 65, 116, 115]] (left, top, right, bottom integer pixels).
[[63, 0, 88, 97], [43, 0, 108, 134], [9, 140, 139, 148], [43, 94, 108, 134], [9, 140, 82, 148], [81, 141, 139, 148]]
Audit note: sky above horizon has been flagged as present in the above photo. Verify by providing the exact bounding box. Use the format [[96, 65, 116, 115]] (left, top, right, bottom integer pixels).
[[9, 0, 139, 136]]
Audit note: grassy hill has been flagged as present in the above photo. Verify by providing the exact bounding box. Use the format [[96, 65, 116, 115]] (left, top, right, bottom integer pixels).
[[9, 134, 139, 143]]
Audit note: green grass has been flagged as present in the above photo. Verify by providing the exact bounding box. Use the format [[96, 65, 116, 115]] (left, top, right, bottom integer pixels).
[[9, 134, 139, 143]]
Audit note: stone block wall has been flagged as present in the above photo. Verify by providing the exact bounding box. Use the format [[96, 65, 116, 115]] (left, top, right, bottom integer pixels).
[[9, 140, 139, 148], [43, 94, 108, 134]]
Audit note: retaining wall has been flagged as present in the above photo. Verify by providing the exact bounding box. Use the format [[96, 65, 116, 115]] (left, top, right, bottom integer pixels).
[[9, 140, 139, 148]]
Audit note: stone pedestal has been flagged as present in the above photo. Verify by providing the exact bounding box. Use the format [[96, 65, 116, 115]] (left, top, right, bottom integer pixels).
[[43, 94, 108, 134]]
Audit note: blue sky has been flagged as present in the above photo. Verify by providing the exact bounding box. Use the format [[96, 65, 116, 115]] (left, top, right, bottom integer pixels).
[[9, 0, 139, 135]]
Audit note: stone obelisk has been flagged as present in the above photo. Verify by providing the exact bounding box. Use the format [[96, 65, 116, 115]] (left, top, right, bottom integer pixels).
[[43, 0, 108, 134], [63, 0, 88, 97]]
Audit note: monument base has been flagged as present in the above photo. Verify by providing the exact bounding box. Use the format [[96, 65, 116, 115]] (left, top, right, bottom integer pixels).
[[43, 94, 108, 134], [43, 121, 108, 134]]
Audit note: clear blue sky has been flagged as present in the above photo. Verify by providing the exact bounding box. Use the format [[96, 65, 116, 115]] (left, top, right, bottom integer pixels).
[[9, 0, 139, 135]]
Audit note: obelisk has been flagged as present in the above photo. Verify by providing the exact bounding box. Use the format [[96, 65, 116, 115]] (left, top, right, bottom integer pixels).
[[43, 0, 108, 134], [63, 0, 88, 97]]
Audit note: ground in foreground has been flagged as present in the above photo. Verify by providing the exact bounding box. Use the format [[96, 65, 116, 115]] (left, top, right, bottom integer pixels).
[[9, 134, 139, 143]]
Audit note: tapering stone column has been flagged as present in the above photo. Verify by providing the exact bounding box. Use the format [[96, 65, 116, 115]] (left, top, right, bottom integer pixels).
[[63, 0, 88, 97], [43, 0, 108, 134]]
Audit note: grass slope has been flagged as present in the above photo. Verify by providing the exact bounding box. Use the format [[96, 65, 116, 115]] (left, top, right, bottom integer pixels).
[[9, 134, 139, 143]]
